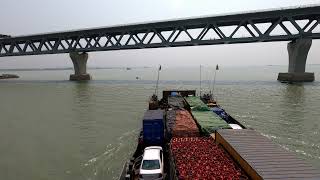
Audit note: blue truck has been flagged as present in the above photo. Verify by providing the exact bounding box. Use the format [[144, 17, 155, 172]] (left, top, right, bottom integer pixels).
[[143, 110, 164, 146]]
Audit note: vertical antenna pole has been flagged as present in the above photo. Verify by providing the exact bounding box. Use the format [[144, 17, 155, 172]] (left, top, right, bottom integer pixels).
[[212, 64, 219, 93], [209, 66, 214, 95], [155, 65, 161, 97], [200, 65, 202, 96]]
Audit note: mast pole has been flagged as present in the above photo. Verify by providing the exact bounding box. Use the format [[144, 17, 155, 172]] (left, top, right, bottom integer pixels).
[[155, 65, 161, 97], [200, 65, 202, 96], [212, 64, 219, 93], [209, 67, 214, 95]]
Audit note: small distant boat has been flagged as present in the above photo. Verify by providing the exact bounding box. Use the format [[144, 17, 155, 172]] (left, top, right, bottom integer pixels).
[[0, 74, 19, 79], [126, 67, 132, 70]]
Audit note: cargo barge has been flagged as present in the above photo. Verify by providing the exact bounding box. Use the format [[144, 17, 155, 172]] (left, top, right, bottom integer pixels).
[[119, 90, 320, 180]]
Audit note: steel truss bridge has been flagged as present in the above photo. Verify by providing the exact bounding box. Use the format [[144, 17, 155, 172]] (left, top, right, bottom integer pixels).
[[0, 6, 320, 57]]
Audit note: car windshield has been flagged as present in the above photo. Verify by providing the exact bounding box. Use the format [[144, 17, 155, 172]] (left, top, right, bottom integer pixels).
[[141, 160, 160, 170]]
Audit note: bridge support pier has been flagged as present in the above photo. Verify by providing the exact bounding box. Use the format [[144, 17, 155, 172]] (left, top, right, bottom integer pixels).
[[278, 39, 314, 82], [69, 52, 91, 81]]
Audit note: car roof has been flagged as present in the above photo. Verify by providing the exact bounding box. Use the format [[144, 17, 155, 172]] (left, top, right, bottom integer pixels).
[[143, 147, 161, 160]]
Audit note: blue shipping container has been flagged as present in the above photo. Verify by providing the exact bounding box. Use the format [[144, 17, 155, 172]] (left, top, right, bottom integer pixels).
[[143, 110, 164, 145]]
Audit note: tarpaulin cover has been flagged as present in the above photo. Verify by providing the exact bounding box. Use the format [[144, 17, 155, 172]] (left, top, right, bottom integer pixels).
[[211, 107, 224, 115], [143, 109, 164, 120], [168, 96, 186, 109], [191, 110, 230, 135], [185, 96, 210, 111], [166, 110, 176, 139]]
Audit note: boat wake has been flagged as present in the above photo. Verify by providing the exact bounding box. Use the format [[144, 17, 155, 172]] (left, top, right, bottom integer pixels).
[[81, 129, 139, 180]]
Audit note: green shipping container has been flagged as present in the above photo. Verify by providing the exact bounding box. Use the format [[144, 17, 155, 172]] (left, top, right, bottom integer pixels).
[[191, 110, 230, 135], [185, 96, 210, 111]]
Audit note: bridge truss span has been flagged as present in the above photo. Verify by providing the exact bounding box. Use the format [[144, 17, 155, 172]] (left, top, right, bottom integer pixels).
[[0, 6, 320, 57]]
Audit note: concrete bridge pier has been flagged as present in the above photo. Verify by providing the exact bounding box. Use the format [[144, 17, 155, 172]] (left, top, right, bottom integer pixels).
[[69, 52, 91, 81], [278, 39, 314, 82]]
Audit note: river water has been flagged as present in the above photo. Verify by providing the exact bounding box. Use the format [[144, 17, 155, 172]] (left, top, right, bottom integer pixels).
[[0, 65, 319, 180]]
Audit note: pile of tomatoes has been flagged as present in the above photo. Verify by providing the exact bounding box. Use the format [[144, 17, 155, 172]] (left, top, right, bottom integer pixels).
[[170, 137, 248, 180]]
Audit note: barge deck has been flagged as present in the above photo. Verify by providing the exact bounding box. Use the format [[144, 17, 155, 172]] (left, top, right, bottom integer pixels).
[[119, 90, 320, 180]]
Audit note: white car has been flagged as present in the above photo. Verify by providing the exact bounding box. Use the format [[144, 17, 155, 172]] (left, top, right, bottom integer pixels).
[[139, 146, 164, 180]]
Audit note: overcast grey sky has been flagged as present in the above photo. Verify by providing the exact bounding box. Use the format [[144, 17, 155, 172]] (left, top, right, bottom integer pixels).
[[1, 0, 320, 68]]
